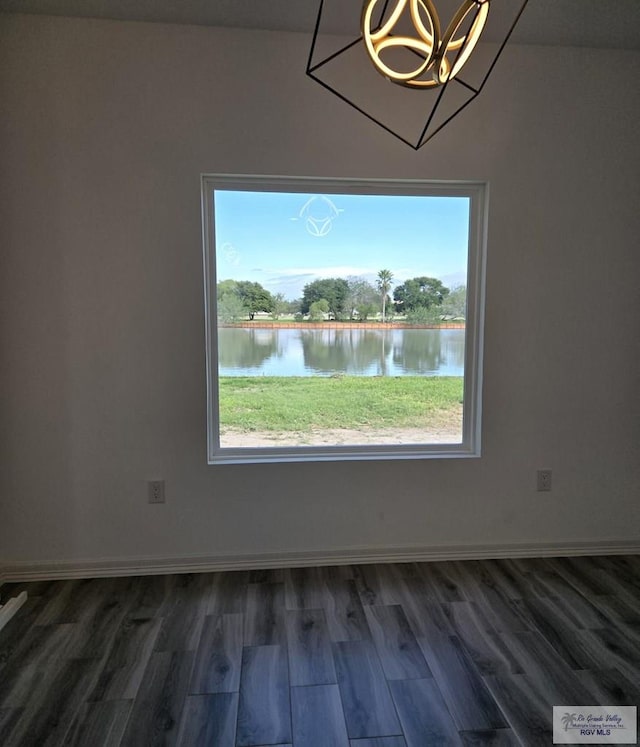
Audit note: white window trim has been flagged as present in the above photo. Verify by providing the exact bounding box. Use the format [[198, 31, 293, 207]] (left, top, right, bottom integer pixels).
[[202, 174, 487, 465]]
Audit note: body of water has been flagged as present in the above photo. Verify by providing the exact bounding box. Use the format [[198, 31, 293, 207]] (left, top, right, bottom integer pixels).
[[218, 327, 465, 377]]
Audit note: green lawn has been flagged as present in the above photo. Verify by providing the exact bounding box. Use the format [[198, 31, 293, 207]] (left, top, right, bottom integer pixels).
[[219, 376, 463, 432]]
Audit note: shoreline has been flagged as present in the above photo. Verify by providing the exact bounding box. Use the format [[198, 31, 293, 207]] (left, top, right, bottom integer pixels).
[[219, 321, 465, 330]]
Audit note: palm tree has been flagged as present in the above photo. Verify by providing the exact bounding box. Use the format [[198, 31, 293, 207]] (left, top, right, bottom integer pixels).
[[376, 269, 393, 323], [561, 713, 577, 732]]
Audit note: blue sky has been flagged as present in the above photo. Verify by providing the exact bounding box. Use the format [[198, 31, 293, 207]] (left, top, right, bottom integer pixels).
[[214, 190, 469, 300]]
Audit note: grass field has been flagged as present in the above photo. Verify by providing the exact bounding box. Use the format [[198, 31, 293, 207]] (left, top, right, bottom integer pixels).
[[219, 376, 463, 433]]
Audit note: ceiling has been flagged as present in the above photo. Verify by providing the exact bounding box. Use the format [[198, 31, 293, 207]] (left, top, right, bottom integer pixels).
[[1, 0, 640, 50]]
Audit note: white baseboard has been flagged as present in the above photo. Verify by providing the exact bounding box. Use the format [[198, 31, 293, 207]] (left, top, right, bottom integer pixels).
[[0, 539, 638, 583], [0, 591, 28, 633]]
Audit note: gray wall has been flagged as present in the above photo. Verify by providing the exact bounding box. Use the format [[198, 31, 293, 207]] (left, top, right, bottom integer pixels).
[[1, 15, 639, 570]]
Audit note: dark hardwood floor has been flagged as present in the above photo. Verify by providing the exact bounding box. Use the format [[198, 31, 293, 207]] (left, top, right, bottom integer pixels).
[[0, 554, 638, 746]]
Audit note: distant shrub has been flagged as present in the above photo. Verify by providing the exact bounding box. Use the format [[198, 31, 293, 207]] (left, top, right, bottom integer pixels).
[[405, 307, 442, 325]]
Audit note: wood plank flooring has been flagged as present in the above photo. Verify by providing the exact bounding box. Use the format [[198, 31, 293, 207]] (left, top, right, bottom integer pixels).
[[0, 554, 638, 746]]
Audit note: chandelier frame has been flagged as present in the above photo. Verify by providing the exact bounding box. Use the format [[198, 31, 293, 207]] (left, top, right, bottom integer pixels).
[[306, 0, 530, 150]]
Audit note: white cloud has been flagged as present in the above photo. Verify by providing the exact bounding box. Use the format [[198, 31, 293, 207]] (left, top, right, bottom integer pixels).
[[267, 265, 376, 278]]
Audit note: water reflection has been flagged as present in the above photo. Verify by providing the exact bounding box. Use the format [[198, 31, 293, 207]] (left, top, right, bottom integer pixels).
[[218, 327, 464, 377], [392, 329, 444, 374], [217, 328, 282, 371], [299, 329, 395, 375]]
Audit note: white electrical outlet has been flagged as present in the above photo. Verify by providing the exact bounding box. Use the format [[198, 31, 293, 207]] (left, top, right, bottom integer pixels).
[[148, 480, 165, 503], [537, 469, 552, 492]]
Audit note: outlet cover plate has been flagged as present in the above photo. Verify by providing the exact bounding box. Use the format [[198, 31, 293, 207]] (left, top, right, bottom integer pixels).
[[148, 480, 165, 503], [537, 469, 552, 492]]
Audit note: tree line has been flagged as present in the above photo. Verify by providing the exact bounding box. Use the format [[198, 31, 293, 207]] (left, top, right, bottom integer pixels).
[[217, 271, 466, 323]]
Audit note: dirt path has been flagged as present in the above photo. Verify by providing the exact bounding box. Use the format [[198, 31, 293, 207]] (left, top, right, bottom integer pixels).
[[221, 426, 462, 447]]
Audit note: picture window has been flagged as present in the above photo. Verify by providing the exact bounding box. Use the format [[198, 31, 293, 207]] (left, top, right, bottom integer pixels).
[[202, 175, 486, 464]]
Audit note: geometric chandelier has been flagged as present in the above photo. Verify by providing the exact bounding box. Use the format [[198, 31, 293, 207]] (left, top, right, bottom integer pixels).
[[307, 0, 530, 149]]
